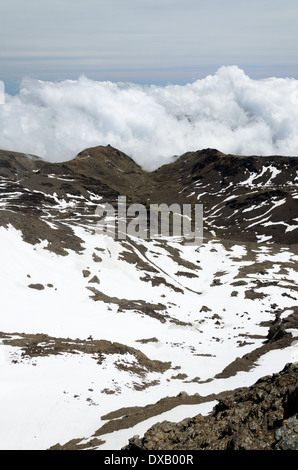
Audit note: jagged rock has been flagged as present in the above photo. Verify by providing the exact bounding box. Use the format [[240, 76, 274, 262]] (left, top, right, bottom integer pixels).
[[123, 363, 298, 450], [275, 416, 298, 450]]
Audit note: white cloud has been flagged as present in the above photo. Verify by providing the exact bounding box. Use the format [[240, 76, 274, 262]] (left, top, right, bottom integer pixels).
[[0, 66, 298, 170]]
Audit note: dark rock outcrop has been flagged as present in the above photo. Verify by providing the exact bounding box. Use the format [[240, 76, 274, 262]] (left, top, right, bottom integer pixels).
[[124, 362, 298, 450]]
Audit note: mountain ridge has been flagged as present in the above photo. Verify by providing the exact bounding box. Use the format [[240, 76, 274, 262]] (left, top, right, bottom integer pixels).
[[0, 144, 297, 245]]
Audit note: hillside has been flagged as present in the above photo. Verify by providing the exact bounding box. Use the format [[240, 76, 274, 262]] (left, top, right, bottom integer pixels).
[[0, 145, 297, 450]]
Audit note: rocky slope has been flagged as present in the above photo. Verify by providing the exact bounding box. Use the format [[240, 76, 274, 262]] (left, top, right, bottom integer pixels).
[[151, 148, 298, 244], [0, 145, 297, 450], [124, 362, 298, 451], [1, 146, 298, 247], [49, 307, 298, 450]]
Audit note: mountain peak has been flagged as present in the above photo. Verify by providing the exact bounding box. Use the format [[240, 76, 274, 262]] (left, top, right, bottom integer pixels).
[[74, 144, 143, 169]]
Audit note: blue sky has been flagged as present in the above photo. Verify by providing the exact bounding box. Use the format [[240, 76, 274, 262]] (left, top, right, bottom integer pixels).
[[1, 0, 298, 93]]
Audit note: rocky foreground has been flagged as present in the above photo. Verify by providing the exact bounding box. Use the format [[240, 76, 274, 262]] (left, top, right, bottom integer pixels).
[[124, 362, 298, 451]]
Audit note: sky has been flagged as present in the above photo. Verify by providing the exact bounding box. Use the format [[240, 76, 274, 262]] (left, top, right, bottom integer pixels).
[[1, 0, 298, 93]]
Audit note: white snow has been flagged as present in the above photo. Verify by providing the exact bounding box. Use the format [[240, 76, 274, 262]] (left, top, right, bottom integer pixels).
[[0, 223, 297, 449]]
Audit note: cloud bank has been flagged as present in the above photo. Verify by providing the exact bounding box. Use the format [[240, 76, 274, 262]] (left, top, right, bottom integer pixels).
[[1, 66, 298, 170]]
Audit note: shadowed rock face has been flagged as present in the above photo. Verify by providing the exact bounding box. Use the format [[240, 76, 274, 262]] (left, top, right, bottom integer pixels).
[[123, 362, 298, 451], [1, 145, 297, 247]]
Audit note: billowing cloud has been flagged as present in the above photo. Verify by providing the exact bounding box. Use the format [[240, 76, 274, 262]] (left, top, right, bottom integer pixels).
[[1, 66, 298, 170]]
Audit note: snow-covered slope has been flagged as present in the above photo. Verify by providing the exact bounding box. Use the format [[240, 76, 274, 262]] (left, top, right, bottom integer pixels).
[[0, 146, 297, 450]]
